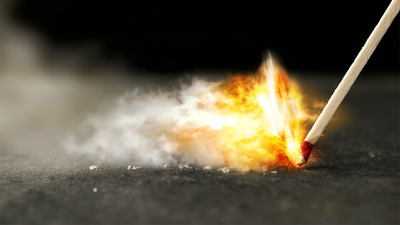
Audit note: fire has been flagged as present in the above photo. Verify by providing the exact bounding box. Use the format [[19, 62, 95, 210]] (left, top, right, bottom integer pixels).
[[1, 11, 323, 171], [216, 58, 306, 170], [171, 57, 310, 171], [61, 55, 314, 171]]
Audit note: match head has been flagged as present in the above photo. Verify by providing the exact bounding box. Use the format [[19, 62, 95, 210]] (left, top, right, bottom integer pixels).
[[296, 141, 314, 167]]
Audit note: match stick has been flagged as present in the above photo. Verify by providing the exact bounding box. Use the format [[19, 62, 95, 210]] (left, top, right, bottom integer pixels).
[[297, 0, 400, 166]]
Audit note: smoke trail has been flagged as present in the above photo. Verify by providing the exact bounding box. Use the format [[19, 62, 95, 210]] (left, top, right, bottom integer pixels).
[[63, 77, 230, 166], [0, 9, 227, 167]]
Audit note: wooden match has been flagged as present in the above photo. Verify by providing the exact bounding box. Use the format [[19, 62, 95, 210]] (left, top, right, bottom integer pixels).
[[297, 0, 400, 166]]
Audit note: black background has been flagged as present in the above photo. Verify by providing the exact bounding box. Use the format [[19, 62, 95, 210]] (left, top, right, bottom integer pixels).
[[11, 0, 400, 73]]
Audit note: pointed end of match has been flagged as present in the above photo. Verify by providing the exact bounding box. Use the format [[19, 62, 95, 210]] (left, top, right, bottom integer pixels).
[[296, 141, 314, 167]]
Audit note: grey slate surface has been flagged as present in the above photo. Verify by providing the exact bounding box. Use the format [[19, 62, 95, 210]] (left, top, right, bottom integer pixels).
[[1, 74, 399, 224]]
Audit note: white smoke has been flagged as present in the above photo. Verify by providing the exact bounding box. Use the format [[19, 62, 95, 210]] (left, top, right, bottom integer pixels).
[[2, 4, 325, 169], [63, 78, 228, 166], [0, 10, 229, 167]]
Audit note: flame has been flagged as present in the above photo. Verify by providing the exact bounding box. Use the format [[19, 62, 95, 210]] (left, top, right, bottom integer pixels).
[[216, 58, 306, 170], [57, 55, 314, 171], [171, 57, 310, 171], [0, 13, 324, 170]]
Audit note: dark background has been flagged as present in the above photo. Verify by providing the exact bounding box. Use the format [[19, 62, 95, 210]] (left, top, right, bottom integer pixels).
[[11, 0, 399, 74]]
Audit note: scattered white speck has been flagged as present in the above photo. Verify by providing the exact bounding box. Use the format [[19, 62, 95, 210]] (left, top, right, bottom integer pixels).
[[179, 163, 192, 169], [127, 165, 140, 170], [263, 173, 265, 175], [93, 188, 98, 192], [89, 165, 98, 170], [271, 170, 277, 174], [163, 164, 169, 168], [369, 152, 375, 158], [218, 167, 230, 173], [203, 166, 212, 170]]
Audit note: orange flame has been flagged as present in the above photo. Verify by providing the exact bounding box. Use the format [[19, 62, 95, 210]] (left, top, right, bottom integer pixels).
[[172, 57, 312, 171], [216, 58, 307, 171]]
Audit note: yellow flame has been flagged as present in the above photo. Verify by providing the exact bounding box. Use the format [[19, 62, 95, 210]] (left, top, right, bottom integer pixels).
[[216, 58, 307, 171], [172, 57, 311, 171]]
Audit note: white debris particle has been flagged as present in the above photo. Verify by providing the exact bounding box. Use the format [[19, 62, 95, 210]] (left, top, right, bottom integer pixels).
[[89, 165, 98, 170], [271, 170, 277, 174], [242, 166, 250, 172], [93, 188, 98, 192], [184, 163, 192, 169], [369, 152, 375, 158], [163, 164, 169, 168], [218, 167, 230, 173], [178, 163, 192, 169], [131, 166, 140, 170], [127, 165, 132, 170], [203, 166, 212, 170]]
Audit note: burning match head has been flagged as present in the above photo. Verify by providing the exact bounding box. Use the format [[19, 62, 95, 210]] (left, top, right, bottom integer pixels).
[[296, 141, 314, 167]]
